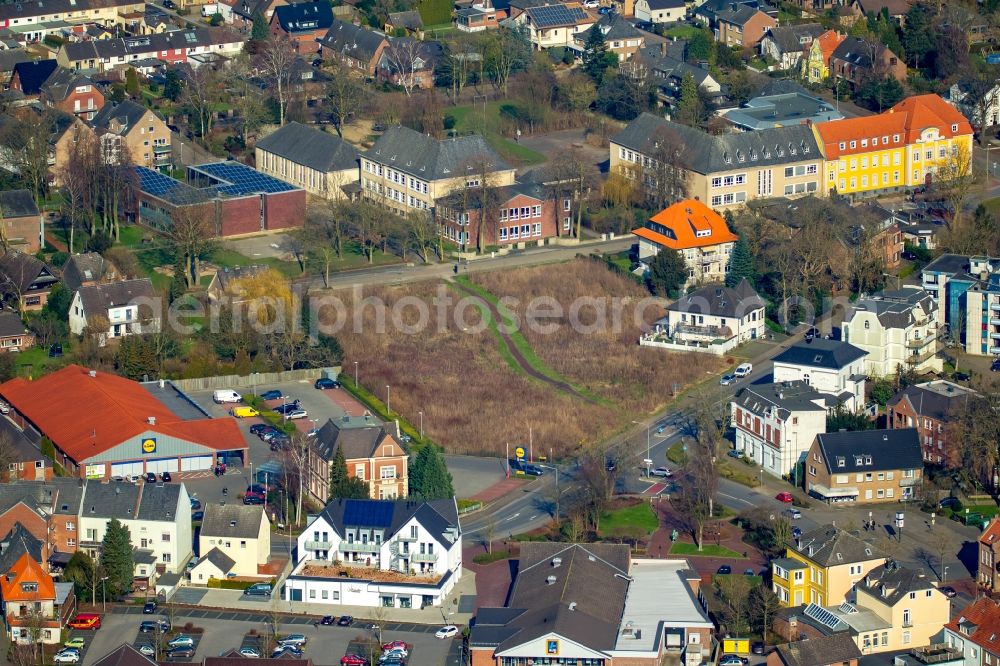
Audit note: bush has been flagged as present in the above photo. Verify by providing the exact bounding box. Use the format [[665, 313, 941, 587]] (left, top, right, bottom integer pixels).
[[443, 114, 456, 130], [207, 577, 276, 590], [473, 550, 513, 564]]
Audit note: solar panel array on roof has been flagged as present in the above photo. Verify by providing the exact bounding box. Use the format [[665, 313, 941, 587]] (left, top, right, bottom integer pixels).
[[343, 499, 394, 527], [529, 3, 586, 27], [189, 161, 299, 196], [804, 602, 842, 629]]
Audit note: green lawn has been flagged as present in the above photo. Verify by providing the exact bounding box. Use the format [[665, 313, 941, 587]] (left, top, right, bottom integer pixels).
[[983, 197, 1000, 215], [663, 24, 702, 40], [208, 247, 303, 279], [670, 543, 745, 557], [118, 225, 147, 247], [14, 346, 66, 377], [599, 502, 659, 537], [447, 102, 546, 166], [416, 0, 452, 26]]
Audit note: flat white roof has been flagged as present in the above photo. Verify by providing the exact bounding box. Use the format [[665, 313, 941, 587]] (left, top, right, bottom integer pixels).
[[613, 559, 713, 653]]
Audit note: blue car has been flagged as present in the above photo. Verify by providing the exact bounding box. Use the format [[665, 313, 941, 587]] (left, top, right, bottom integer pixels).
[[259, 389, 284, 401]]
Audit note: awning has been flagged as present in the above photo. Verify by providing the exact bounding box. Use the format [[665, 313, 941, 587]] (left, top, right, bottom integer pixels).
[[811, 484, 859, 498]]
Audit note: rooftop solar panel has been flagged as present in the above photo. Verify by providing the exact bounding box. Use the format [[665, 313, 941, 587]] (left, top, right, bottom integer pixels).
[[804, 603, 843, 629], [529, 3, 585, 27], [343, 499, 394, 528], [189, 161, 299, 196]]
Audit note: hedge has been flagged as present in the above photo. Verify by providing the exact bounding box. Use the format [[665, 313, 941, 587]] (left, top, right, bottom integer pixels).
[[207, 577, 276, 590]]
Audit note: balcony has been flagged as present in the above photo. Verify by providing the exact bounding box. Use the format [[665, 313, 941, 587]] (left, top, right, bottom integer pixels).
[[396, 533, 418, 542], [153, 145, 171, 154], [906, 337, 934, 349], [339, 541, 380, 554], [906, 348, 937, 364], [410, 552, 439, 563], [990, 318, 1000, 326], [991, 346, 1000, 355], [991, 303, 1000, 312], [305, 540, 331, 551], [993, 331, 1000, 340], [673, 323, 733, 343]]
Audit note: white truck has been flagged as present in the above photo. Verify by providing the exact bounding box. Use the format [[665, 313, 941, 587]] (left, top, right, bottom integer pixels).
[[201, 3, 219, 17]]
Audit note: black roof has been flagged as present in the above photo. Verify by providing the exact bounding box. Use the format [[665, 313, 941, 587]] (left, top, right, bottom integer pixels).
[[0, 523, 43, 574], [90, 100, 151, 136], [0, 311, 28, 339], [81, 482, 141, 520], [319, 20, 388, 64], [61, 252, 109, 292], [255, 122, 359, 173], [273, 0, 333, 34], [0, 189, 39, 219], [365, 125, 510, 181], [816, 428, 922, 473], [773, 339, 867, 370], [666, 279, 764, 318], [13, 59, 57, 95], [316, 498, 460, 546], [886, 381, 976, 422]]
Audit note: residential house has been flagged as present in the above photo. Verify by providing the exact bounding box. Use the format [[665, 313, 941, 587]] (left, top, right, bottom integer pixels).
[[49, 113, 94, 186], [509, 2, 596, 50], [435, 181, 571, 250], [802, 29, 846, 83], [0, 189, 43, 253], [285, 497, 462, 608], [0, 50, 34, 88], [385, 10, 423, 37], [60, 252, 121, 293], [78, 481, 192, 580], [377, 37, 443, 91], [693, 0, 770, 30], [318, 20, 389, 76], [470, 544, 715, 666], [772, 339, 868, 411], [768, 635, 862, 666], [68, 278, 160, 344], [919, 254, 1000, 351], [629, 44, 725, 113], [760, 23, 823, 70], [57, 29, 245, 73], [611, 113, 824, 210], [9, 60, 58, 97], [0, 525, 45, 577], [255, 122, 359, 198], [361, 126, 516, 217], [205, 265, 268, 302], [0, 311, 33, 354], [89, 100, 171, 170], [0, 419, 50, 484], [805, 429, 922, 504], [853, 207, 904, 269], [39, 68, 104, 121], [586, 13, 645, 59], [946, 80, 1000, 131], [642, 278, 766, 355], [943, 597, 1000, 666], [772, 525, 886, 606], [731, 380, 834, 479], [722, 91, 843, 131], [888, 380, 977, 466], [0, 553, 62, 644], [829, 36, 905, 89], [189, 547, 237, 584], [846, 0, 912, 24], [0, 252, 57, 312], [842, 287, 941, 377], [784, 0, 840, 13], [270, 0, 333, 52], [0, 480, 85, 568], [306, 416, 409, 504], [196, 503, 270, 578], [632, 198, 738, 286], [0, 0, 145, 39], [456, 4, 502, 31], [717, 5, 776, 48], [978, 520, 1000, 591], [634, 0, 686, 23]]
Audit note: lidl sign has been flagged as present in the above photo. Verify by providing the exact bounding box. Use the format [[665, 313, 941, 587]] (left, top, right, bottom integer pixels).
[[141, 438, 157, 454]]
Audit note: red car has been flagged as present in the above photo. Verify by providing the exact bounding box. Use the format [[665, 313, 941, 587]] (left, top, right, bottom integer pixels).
[[776, 491, 794, 503], [382, 641, 407, 651], [341, 656, 368, 666]]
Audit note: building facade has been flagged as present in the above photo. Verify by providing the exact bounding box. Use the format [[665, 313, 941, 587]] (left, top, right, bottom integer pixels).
[[198, 504, 270, 578], [887, 380, 975, 465], [772, 340, 868, 412], [69, 278, 160, 344], [805, 429, 923, 505], [842, 287, 942, 377], [943, 597, 1000, 666], [254, 122, 359, 199], [306, 417, 409, 504], [89, 100, 171, 170]]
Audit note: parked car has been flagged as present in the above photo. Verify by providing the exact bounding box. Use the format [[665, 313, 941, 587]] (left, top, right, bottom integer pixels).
[[278, 634, 307, 647], [337, 615, 354, 626], [63, 638, 86, 650], [238, 647, 261, 658], [727, 449, 741, 458], [231, 406, 260, 418], [259, 389, 284, 401], [54, 651, 81, 664], [436, 625, 459, 639], [719, 374, 736, 386], [244, 583, 272, 597], [717, 565, 732, 575], [145, 472, 156, 484], [775, 491, 794, 503], [522, 464, 543, 476], [319, 615, 335, 626], [273, 401, 302, 415], [341, 656, 368, 666], [161, 471, 171, 482], [166, 646, 195, 660], [752, 641, 767, 655], [939, 497, 961, 510], [902, 250, 918, 261], [190, 498, 202, 510], [719, 654, 748, 666], [939, 586, 957, 598], [382, 646, 408, 658], [382, 641, 407, 652], [651, 466, 672, 477], [167, 635, 193, 648], [315, 377, 340, 389], [284, 408, 308, 420], [49, 343, 63, 357], [140, 620, 169, 633], [250, 423, 276, 437], [656, 424, 666, 434], [734, 363, 753, 378], [744, 568, 756, 576], [605, 459, 617, 472], [272, 645, 303, 657], [143, 601, 157, 614], [137, 644, 156, 657], [953, 371, 971, 382], [992, 357, 1000, 372], [791, 526, 802, 538], [784, 508, 802, 519], [162, 0, 175, 7], [192, 511, 204, 521]]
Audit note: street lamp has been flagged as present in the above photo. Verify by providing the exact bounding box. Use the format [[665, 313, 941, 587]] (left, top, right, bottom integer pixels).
[[418, 411, 423, 439], [354, 361, 359, 386], [943, 565, 950, 582], [386, 385, 391, 414], [100, 576, 108, 614]]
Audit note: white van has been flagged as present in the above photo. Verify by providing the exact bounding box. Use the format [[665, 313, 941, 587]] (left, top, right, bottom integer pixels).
[[213, 389, 242, 404], [201, 3, 219, 17], [734, 363, 753, 378]]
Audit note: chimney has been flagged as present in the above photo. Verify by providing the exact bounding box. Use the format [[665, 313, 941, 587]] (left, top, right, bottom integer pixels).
[[660, 42, 666, 56], [89, 370, 97, 378], [395, 419, 401, 438], [552, 557, 562, 567], [546, 575, 557, 584], [147, 416, 156, 425]]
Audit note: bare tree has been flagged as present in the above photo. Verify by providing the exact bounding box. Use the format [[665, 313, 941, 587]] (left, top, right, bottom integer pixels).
[[547, 147, 594, 240], [166, 205, 216, 287], [302, 201, 348, 287], [643, 128, 690, 209], [934, 141, 975, 232], [383, 38, 424, 97], [482, 515, 497, 554], [258, 36, 297, 126], [182, 64, 221, 145], [0, 108, 54, 206], [717, 574, 753, 636], [325, 64, 367, 137], [225, 55, 269, 144], [407, 209, 437, 263], [749, 584, 781, 638]]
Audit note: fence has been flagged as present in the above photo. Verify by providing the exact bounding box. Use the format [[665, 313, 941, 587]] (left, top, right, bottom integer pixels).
[[169, 367, 341, 392]]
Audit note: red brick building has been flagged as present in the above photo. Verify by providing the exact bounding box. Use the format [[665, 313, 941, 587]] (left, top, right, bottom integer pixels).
[[886, 380, 976, 466], [435, 182, 572, 250], [133, 162, 306, 237], [979, 520, 1000, 591], [0, 479, 85, 569], [40, 69, 105, 121], [269, 0, 332, 52], [0, 189, 42, 253]]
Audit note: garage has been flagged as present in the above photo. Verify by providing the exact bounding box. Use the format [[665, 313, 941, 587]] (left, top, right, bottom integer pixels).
[[145, 458, 179, 474], [181, 455, 213, 472], [111, 461, 143, 478]]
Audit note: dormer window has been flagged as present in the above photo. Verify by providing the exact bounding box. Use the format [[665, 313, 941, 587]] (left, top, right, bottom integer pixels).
[[952, 124, 958, 132], [836, 456, 845, 467], [855, 456, 863, 465], [838, 142, 846, 150]]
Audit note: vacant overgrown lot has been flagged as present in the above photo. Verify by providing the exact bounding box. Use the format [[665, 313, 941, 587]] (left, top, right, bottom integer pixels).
[[324, 260, 722, 457]]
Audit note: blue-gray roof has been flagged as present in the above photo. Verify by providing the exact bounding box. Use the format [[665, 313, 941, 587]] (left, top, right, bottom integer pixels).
[[318, 498, 460, 545], [273, 0, 333, 34], [773, 339, 867, 370], [364, 126, 510, 181], [816, 429, 922, 473]]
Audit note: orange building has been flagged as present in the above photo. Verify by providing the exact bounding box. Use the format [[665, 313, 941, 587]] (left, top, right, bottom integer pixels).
[[0, 553, 64, 644], [633, 198, 738, 287]]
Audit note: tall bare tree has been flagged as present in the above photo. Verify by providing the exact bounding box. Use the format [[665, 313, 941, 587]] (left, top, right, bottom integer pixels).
[[383, 38, 424, 97], [0, 109, 54, 206], [225, 55, 268, 144], [258, 36, 297, 126], [183, 64, 221, 144], [325, 64, 367, 137], [166, 205, 216, 287]]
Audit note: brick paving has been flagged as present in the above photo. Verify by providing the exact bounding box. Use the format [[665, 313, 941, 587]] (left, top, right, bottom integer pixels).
[[470, 477, 529, 503], [463, 543, 517, 609]]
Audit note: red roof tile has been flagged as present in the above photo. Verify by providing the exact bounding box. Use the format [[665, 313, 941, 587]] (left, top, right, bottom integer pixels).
[[0, 552, 54, 602], [0, 365, 245, 464], [945, 597, 1000, 655], [634, 199, 738, 250], [981, 519, 1000, 546]]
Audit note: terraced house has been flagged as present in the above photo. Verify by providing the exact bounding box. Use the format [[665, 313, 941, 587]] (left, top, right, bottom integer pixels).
[[813, 94, 974, 199]]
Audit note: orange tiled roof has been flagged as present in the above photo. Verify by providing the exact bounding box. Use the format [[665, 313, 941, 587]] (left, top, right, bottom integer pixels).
[[0, 365, 246, 464], [981, 519, 1000, 546], [815, 94, 973, 159], [945, 597, 1000, 655], [817, 29, 846, 64], [633, 199, 738, 250], [0, 552, 54, 602]]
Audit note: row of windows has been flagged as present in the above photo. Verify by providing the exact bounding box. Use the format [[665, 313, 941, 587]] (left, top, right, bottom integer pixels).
[[499, 224, 543, 241], [711, 192, 747, 206], [836, 171, 902, 190], [500, 206, 542, 220], [362, 161, 430, 194], [840, 135, 902, 151], [837, 153, 903, 171], [362, 179, 430, 210], [711, 174, 746, 188], [785, 181, 818, 196], [784, 164, 818, 177]]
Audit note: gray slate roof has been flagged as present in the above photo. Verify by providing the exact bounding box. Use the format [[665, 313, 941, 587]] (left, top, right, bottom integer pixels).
[[735, 381, 834, 421], [886, 380, 976, 422], [0, 251, 57, 294], [0, 523, 43, 574], [599, 13, 643, 40], [0, 311, 29, 338], [201, 546, 236, 574], [612, 113, 820, 174], [666, 279, 764, 319], [365, 126, 510, 181], [82, 482, 141, 520], [387, 10, 423, 29], [858, 561, 936, 606], [77, 278, 156, 323], [773, 339, 867, 370], [319, 20, 388, 64], [831, 35, 890, 68], [0, 479, 85, 517], [0, 189, 38, 219], [317, 498, 460, 546], [62, 28, 241, 64], [646, 0, 685, 9], [843, 286, 935, 329], [41, 68, 97, 105], [200, 503, 264, 539], [774, 634, 862, 666], [815, 428, 922, 474], [62, 252, 110, 292], [314, 418, 396, 462], [791, 525, 885, 566], [90, 100, 150, 137], [273, 0, 333, 34], [0, 49, 32, 74], [763, 23, 822, 53], [716, 3, 763, 26], [255, 121, 359, 173], [136, 483, 181, 521]]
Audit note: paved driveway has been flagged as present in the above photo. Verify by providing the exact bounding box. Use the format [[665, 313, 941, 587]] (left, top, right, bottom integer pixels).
[[446, 455, 506, 499]]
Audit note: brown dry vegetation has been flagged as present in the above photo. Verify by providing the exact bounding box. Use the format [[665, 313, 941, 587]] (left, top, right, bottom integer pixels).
[[472, 259, 724, 412]]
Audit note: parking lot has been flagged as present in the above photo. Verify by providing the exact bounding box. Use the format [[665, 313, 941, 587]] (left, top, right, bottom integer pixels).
[[81, 607, 460, 665]]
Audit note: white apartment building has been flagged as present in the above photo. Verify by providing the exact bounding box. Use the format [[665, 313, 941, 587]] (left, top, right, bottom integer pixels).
[[772, 340, 868, 412], [69, 279, 160, 345], [843, 286, 942, 376]]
